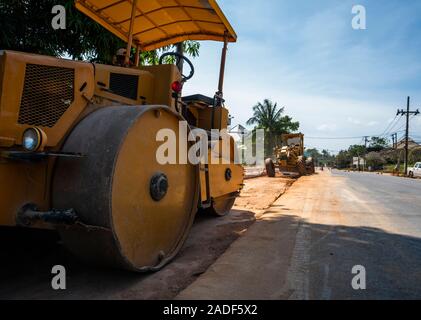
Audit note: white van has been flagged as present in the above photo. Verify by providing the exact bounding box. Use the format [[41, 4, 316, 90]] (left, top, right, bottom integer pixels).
[[409, 162, 421, 178]]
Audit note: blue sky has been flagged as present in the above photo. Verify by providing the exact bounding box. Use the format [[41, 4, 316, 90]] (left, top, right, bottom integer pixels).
[[183, 0, 421, 152]]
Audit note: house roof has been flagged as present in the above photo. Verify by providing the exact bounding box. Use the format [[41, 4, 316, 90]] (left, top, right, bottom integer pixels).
[[397, 138, 420, 150]]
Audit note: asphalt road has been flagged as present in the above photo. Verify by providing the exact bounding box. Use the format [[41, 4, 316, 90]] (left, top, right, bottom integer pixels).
[[178, 171, 421, 300], [332, 171, 421, 236], [324, 171, 421, 299]]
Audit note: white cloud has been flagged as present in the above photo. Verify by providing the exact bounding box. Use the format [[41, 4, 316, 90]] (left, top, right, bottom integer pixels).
[[184, 0, 421, 151], [347, 118, 379, 127], [367, 121, 379, 127], [347, 117, 362, 125], [317, 124, 338, 132]]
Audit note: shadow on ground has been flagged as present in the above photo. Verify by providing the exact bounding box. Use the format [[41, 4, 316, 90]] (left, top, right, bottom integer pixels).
[[2, 209, 420, 300], [0, 209, 255, 300], [262, 213, 421, 300]]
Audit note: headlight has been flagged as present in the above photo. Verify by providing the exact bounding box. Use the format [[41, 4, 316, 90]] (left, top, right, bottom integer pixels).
[[22, 127, 46, 152]]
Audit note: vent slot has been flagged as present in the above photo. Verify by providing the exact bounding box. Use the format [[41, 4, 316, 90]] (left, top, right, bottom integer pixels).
[[109, 73, 139, 100], [18, 64, 74, 128]]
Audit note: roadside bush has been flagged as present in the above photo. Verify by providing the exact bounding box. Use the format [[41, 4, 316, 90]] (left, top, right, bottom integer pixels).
[[366, 152, 386, 170], [409, 148, 421, 164]]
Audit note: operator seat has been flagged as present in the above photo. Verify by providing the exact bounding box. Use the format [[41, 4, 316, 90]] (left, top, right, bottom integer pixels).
[[182, 94, 221, 106]]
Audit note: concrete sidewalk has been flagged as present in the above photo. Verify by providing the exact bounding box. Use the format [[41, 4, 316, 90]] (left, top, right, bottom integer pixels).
[[177, 174, 319, 300]]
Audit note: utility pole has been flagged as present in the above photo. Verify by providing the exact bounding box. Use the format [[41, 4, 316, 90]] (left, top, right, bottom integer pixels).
[[364, 136, 370, 149], [391, 133, 398, 149], [397, 96, 420, 176], [362, 136, 370, 172]]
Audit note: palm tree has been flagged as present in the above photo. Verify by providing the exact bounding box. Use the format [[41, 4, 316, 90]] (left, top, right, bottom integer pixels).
[[246, 99, 284, 129], [140, 41, 200, 65], [247, 99, 299, 157]]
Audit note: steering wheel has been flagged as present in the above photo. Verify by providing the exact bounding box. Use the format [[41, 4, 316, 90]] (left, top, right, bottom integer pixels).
[[159, 52, 195, 81]]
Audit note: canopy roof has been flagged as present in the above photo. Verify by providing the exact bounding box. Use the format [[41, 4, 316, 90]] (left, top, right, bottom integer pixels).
[[75, 0, 237, 51]]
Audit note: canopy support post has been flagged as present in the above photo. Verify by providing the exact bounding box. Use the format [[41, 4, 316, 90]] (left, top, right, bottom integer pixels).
[[125, 0, 138, 66], [216, 33, 228, 106], [134, 43, 141, 67], [176, 42, 184, 76]]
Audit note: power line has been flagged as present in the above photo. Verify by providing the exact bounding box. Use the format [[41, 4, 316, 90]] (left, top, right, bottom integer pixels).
[[393, 121, 409, 135], [380, 114, 400, 138], [381, 116, 405, 139], [306, 136, 374, 140], [397, 97, 420, 175], [391, 115, 417, 141], [307, 132, 400, 141]]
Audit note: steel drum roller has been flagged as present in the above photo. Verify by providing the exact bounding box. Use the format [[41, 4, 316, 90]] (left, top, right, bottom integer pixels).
[[53, 105, 199, 272]]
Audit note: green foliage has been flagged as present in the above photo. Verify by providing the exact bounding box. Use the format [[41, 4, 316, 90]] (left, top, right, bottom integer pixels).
[[246, 99, 300, 157], [140, 41, 200, 65], [335, 146, 368, 169], [365, 152, 386, 169], [369, 137, 389, 151], [409, 148, 421, 164], [305, 148, 335, 166], [0, 0, 122, 62], [336, 150, 352, 169], [347, 145, 367, 157], [0, 0, 200, 64], [305, 148, 321, 160]]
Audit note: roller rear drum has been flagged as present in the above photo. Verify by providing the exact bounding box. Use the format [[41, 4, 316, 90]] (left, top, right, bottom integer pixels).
[[53, 106, 199, 272]]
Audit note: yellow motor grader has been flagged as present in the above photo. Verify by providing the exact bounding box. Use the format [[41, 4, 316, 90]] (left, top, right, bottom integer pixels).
[[265, 133, 315, 178], [0, 0, 243, 272]]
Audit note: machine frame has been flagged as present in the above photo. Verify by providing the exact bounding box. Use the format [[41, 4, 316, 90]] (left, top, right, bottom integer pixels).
[[0, 0, 243, 271]]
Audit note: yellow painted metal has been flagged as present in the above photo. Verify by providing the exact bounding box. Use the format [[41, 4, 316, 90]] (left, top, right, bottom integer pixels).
[[94, 63, 153, 105], [74, 0, 237, 51], [199, 159, 243, 203], [139, 64, 182, 108], [0, 49, 243, 229], [0, 51, 94, 148], [0, 159, 51, 227], [0, 51, 95, 228], [125, 0, 139, 65], [0, 0, 243, 270], [112, 107, 198, 268], [282, 133, 305, 156], [53, 106, 199, 271], [274, 133, 306, 174]]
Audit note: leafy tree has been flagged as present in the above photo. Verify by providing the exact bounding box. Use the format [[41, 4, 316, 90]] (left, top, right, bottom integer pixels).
[[305, 148, 322, 160], [336, 150, 352, 169], [306, 148, 335, 167], [369, 137, 389, 152], [409, 148, 421, 164], [141, 41, 200, 66], [365, 152, 386, 169], [322, 149, 330, 158], [320, 149, 336, 166], [246, 99, 299, 157], [0, 0, 200, 64], [348, 145, 367, 157]]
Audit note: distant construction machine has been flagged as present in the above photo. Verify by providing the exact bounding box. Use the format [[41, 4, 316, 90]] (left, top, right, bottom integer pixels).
[[265, 133, 315, 177]]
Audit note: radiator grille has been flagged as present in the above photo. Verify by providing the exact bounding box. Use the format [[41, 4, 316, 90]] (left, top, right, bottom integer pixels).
[[109, 73, 139, 100], [18, 64, 74, 128]]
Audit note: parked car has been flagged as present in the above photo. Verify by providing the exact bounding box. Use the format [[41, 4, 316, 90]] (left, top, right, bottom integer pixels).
[[409, 162, 421, 178]]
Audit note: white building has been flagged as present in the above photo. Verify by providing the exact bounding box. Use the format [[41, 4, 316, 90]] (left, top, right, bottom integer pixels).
[[352, 157, 366, 169]]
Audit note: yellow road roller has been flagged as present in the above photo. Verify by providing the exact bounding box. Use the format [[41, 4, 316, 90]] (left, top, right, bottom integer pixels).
[[0, 0, 243, 272]]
